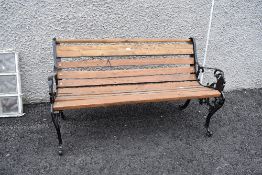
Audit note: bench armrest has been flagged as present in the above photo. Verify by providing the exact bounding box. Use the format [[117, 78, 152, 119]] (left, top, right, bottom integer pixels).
[[48, 73, 57, 104], [197, 66, 225, 93]]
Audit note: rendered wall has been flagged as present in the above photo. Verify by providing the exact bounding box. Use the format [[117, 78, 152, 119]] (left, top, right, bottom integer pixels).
[[0, 0, 261, 103]]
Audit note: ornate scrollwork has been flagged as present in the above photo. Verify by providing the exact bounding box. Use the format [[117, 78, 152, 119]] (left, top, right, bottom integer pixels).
[[48, 74, 56, 104], [197, 66, 226, 92], [196, 66, 226, 136]]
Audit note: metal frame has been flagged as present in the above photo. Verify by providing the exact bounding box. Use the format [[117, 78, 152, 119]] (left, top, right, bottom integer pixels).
[[181, 38, 226, 137], [0, 51, 23, 117], [48, 38, 226, 155], [48, 38, 64, 155]]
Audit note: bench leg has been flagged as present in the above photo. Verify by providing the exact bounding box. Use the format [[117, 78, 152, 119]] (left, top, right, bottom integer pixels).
[[60, 111, 65, 120], [51, 112, 63, 155], [179, 100, 191, 110], [204, 96, 225, 137]]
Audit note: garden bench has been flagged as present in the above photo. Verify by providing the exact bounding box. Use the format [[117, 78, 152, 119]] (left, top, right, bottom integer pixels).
[[48, 38, 225, 155]]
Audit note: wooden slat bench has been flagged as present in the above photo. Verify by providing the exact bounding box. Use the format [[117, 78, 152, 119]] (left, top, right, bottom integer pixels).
[[48, 38, 225, 155]]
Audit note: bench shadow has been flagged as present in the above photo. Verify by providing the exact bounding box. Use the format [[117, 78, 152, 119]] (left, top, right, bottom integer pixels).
[[61, 101, 207, 155]]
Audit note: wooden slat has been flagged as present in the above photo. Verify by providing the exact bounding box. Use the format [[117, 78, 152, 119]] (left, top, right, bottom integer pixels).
[[58, 74, 196, 87], [56, 87, 216, 101], [56, 38, 192, 44], [56, 44, 193, 57], [53, 88, 220, 110], [56, 87, 213, 102], [57, 81, 201, 96], [57, 67, 195, 79], [58, 57, 194, 68]]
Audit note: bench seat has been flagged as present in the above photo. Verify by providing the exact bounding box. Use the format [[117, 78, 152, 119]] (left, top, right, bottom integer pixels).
[[54, 82, 220, 110]]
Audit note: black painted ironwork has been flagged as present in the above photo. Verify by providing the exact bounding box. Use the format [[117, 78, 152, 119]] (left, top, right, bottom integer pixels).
[[179, 100, 191, 110], [60, 111, 65, 120], [49, 38, 64, 155], [191, 37, 226, 136], [48, 75, 55, 104], [48, 75, 63, 154], [51, 112, 63, 155]]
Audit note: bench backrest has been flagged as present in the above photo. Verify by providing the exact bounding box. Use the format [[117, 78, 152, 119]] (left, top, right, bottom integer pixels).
[[53, 38, 197, 88]]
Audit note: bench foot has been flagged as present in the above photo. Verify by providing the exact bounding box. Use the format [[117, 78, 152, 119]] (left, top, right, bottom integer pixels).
[[206, 128, 213, 137], [179, 100, 191, 110], [58, 145, 63, 155], [51, 112, 63, 155]]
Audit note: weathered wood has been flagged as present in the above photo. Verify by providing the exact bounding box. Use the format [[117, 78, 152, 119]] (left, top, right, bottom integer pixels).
[[56, 38, 192, 44], [57, 81, 202, 96], [57, 57, 194, 68], [57, 67, 195, 79], [56, 44, 193, 57], [56, 87, 216, 101], [51, 38, 221, 111], [58, 74, 196, 87], [53, 88, 220, 110]]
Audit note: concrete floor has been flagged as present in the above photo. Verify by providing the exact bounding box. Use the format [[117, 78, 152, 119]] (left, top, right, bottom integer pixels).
[[0, 89, 261, 175]]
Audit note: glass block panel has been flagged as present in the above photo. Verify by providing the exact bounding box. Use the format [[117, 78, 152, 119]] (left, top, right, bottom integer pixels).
[[0, 53, 16, 73], [0, 96, 18, 115], [0, 75, 17, 94]]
